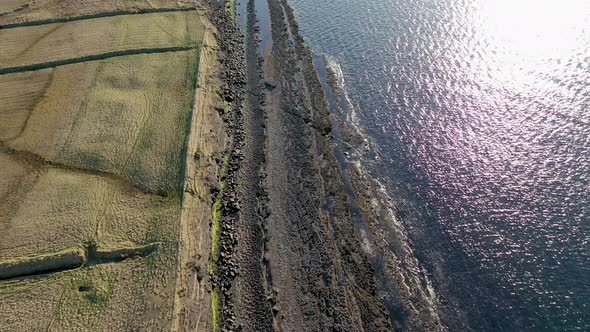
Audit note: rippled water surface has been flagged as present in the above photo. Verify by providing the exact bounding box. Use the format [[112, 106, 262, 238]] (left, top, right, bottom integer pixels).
[[288, 0, 590, 330]]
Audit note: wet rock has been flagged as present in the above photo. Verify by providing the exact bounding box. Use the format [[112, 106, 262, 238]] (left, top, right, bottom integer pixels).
[[264, 82, 276, 91]]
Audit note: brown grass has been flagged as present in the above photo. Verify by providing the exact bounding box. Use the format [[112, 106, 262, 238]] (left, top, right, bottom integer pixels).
[[0, 11, 202, 70], [0, 0, 29, 17], [0, 277, 64, 330], [0, 0, 194, 25], [0, 164, 179, 260], [0, 69, 52, 141], [2, 50, 201, 194], [173, 24, 227, 332], [0, 250, 178, 330], [0, 6, 210, 331]]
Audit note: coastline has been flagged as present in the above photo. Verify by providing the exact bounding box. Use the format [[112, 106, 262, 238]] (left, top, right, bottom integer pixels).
[[1, 0, 586, 330], [202, 0, 395, 330], [320, 55, 447, 331], [177, 1, 547, 330]]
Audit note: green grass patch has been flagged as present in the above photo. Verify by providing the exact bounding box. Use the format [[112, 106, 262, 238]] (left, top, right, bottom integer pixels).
[[210, 198, 222, 266], [207, 198, 221, 330], [208, 152, 229, 270], [72, 275, 113, 308], [211, 287, 220, 330], [208, 151, 231, 329]]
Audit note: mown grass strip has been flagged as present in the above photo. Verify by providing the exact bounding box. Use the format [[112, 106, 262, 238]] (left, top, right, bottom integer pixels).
[[0, 46, 199, 75], [0, 7, 197, 29], [178, 48, 202, 197]]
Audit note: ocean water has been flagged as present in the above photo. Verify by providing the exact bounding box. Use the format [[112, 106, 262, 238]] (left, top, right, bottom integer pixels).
[[287, 0, 590, 330]]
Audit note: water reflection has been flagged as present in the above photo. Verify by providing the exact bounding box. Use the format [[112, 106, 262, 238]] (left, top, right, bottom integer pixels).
[[289, 0, 590, 329]]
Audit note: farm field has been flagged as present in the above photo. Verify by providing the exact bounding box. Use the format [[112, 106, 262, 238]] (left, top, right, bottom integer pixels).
[[0, 11, 203, 72], [1, 50, 200, 194], [0, 0, 195, 26], [0, 3, 219, 330]]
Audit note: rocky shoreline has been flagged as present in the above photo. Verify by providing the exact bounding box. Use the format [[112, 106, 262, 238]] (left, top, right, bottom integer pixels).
[[204, 0, 395, 330], [203, 1, 247, 330], [321, 58, 447, 331]]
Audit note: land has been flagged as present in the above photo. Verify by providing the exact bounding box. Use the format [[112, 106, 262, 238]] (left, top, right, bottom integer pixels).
[[0, 0, 195, 26], [0, 1, 226, 330]]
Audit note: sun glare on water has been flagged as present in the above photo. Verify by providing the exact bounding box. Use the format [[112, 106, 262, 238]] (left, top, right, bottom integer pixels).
[[467, 0, 590, 91], [477, 0, 589, 58]]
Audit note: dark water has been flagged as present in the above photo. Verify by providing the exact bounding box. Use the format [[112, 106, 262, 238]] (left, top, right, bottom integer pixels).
[[287, 0, 590, 330]]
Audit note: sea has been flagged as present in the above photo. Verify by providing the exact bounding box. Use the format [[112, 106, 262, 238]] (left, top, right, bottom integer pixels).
[[284, 0, 590, 330]]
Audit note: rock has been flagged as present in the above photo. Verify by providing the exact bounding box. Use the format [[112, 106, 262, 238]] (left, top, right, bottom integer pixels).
[[264, 82, 276, 91]]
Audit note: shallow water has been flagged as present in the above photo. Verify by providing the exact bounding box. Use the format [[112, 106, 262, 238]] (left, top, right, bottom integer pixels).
[[288, 0, 590, 330]]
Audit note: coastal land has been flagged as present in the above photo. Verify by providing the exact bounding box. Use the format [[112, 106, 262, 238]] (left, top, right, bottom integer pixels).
[[1, 0, 443, 331], [0, 1, 225, 330], [208, 0, 393, 330]]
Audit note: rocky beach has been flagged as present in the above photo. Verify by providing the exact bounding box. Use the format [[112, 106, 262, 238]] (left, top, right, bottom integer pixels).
[[201, 0, 401, 330]]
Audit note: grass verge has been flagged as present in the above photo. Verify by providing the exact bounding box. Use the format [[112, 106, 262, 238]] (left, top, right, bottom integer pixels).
[[208, 151, 231, 330], [211, 287, 220, 329]]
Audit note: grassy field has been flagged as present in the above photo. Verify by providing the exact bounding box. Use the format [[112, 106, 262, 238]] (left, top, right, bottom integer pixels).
[[0, 5, 214, 330], [0, 0, 29, 14], [0, 244, 179, 330], [1, 49, 201, 194], [0, 163, 180, 259], [0, 149, 182, 329], [0, 11, 202, 71], [0, 0, 195, 26], [0, 68, 53, 142]]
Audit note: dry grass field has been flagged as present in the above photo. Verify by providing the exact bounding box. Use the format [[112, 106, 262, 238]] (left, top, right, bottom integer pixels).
[[0, 11, 203, 70], [0, 0, 195, 26], [0, 4, 219, 330], [0, 0, 30, 15], [0, 241, 179, 330], [0, 164, 180, 259], [1, 49, 201, 194], [0, 149, 182, 329]]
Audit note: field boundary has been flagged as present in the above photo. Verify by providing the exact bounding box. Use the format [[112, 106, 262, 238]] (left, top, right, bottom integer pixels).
[[0, 46, 199, 75], [0, 243, 160, 280], [0, 7, 197, 29]]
